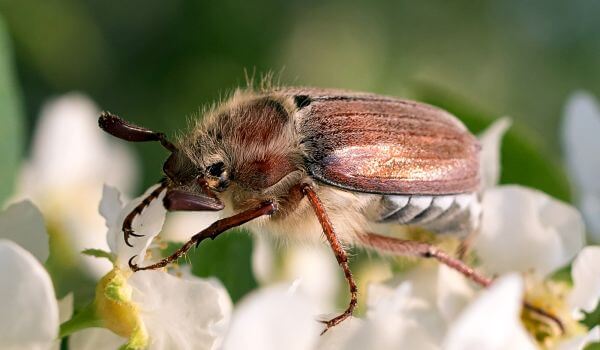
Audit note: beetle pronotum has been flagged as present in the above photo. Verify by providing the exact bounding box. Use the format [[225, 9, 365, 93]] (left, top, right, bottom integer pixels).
[[99, 87, 562, 333]]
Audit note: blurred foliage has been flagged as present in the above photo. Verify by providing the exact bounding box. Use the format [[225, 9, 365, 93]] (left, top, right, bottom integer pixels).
[[414, 83, 572, 201], [0, 15, 23, 204]]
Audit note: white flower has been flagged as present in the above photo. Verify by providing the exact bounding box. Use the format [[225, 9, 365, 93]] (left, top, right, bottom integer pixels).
[[0, 239, 58, 350], [0, 200, 49, 262], [222, 282, 321, 350], [442, 274, 537, 350], [562, 91, 600, 243], [81, 185, 232, 350], [475, 185, 585, 277], [13, 93, 138, 277], [475, 117, 585, 277], [478, 117, 512, 189], [0, 201, 79, 350], [568, 246, 600, 318], [252, 235, 342, 311], [320, 274, 537, 350]]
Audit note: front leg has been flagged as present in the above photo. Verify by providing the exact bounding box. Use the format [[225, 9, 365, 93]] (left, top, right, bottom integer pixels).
[[129, 200, 277, 271], [302, 184, 357, 334]]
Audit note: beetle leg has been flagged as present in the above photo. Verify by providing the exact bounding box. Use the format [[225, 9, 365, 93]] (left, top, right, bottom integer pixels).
[[359, 232, 491, 286], [302, 184, 358, 335], [122, 180, 168, 247], [358, 232, 565, 332], [129, 200, 277, 271]]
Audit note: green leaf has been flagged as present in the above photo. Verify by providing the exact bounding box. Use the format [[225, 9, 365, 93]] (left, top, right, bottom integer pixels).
[[0, 15, 24, 205], [167, 229, 257, 302], [582, 299, 600, 330], [82, 248, 115, 263], [413, 84, 571, 202], [586, 343, 600, 350]]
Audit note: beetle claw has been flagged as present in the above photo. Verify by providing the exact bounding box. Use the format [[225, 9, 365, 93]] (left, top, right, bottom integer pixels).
[[128, 255, 140, 271]]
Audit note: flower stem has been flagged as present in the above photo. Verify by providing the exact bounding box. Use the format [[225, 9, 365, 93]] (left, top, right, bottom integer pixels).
[[59, 302, 103, 338]]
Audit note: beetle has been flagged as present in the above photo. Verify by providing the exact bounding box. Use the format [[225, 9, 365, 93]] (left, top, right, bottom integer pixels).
[[98, 87, 559, 333]]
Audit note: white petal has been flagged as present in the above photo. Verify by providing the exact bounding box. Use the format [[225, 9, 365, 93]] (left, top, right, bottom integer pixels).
[[327, 282, 438, 350], [367, 278, 445, 343], [317, 318, 363, 350], [99, 185, 123, 229], [580, 194, 600, 244], [69, 328, 127, 350], [12, 93, 139, 278], [128, 270, 232, 350], [476, 185, 585, 276], [0, 240, 58, 350], [554, 326, 600, 350], [568, 246, 600, 317], [18, 93, 137, 195], [222, 283, 321, 350], [104, 185, 167, 269], [0, 201, 49, 262], [251, 234, 275, 285], [283, 244, 341, 311], [435, 265, 475, 323], [161, 211, 221, 243], [478, 117, 512, 189], [57, 293, 74, 324], [50, 294, 75, 350], [340, 315, 438, 350], [442, 274, 537, 350], [562, 92, 600, 194], [252, 235, 341, 312], [562, 92, 600, 243]]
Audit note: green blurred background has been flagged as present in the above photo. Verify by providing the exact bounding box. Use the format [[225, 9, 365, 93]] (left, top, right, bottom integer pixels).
[[1, 0, 600, 305], [1, 0, 599, 191]]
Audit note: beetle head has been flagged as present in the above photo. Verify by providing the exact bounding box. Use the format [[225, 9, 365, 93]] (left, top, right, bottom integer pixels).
[[98, 112, 224, 212]]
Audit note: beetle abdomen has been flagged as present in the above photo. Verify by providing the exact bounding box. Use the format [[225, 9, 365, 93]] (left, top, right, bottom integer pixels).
[[374, 193, 481, 236]]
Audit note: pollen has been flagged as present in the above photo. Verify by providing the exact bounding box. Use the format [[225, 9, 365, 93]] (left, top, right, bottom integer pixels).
[[521, 277, 586, 348]]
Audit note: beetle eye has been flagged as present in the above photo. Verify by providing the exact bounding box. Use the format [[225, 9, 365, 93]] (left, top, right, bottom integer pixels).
[[207, 161, 225, 177]]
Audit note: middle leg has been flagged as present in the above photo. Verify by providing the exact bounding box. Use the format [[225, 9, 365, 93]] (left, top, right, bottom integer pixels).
[[302, 184, 357, 334]]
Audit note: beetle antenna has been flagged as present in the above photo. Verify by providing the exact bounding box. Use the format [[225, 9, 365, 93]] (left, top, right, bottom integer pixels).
[[98, 112, 177, 152]]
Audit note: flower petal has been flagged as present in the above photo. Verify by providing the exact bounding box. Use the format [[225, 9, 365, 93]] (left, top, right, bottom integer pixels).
[[222, 283, 320, 350], [0, 200, 49, 262], [476, 185, 585, 276], [442, 274, 537, 350], [562, 92, 600, 243], [103, 185, 167, 269], [337, 314, 437, 350], [17, 93, 137, 195], [554, 326, 600, 350], [562, 92, 600, 195], [568, 246, 600, 317], [478, 117, 512, 189], [69, 328, 127, 350], [13, 93, 138, 278], [0, 239, 58, 350], [128, 270, 232, 350], [57, 293, 74, 324], [161, 211, 221, 243], [581, 194, 600, 244], [324, 282, 438, 350], [251, 236, 341, 311], [99, 185, 123, 230]]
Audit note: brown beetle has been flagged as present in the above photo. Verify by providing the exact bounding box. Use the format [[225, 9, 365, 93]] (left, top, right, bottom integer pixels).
[[99, 87, 559, 333]]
